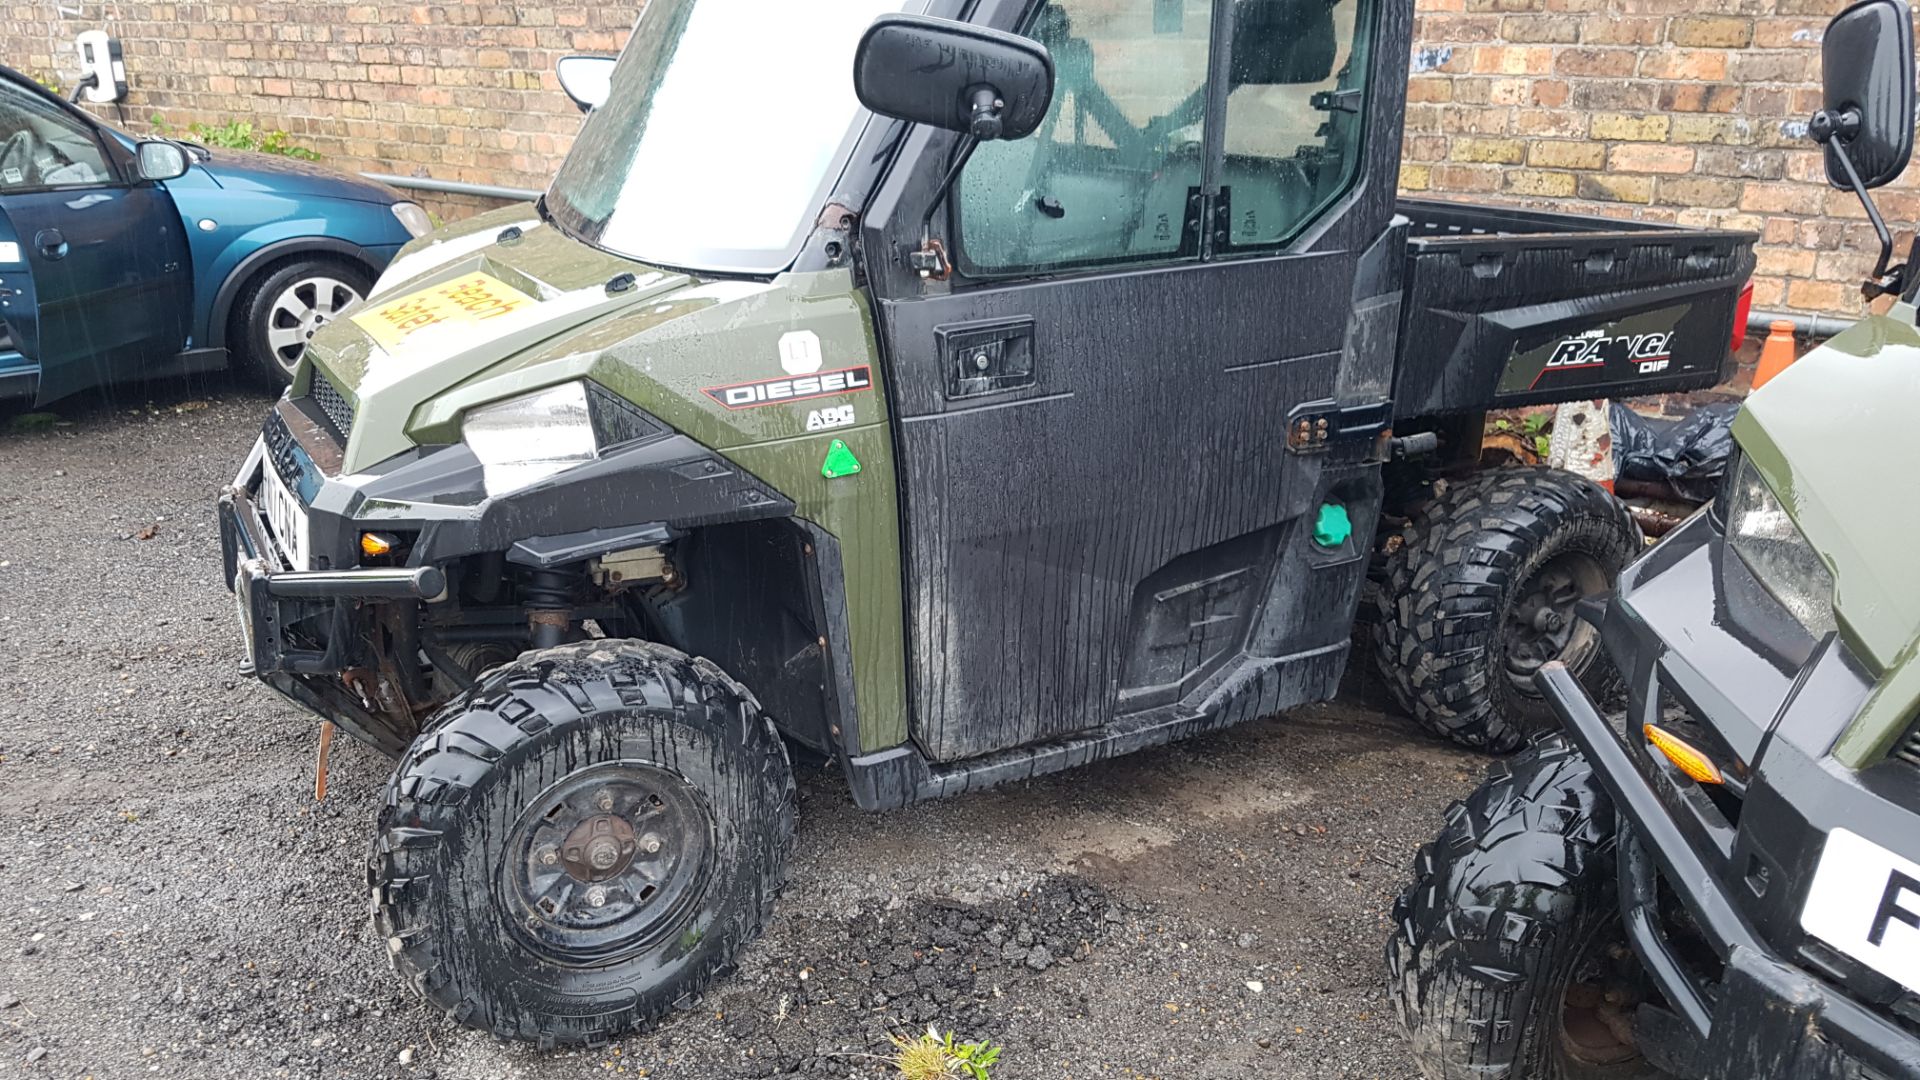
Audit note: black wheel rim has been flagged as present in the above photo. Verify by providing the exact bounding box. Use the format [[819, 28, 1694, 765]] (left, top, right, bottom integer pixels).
[[1504, 550, 1609, 695], [499, 761, 715, 966]]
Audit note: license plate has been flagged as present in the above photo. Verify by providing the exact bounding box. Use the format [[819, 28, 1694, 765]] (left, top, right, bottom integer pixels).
[[349, 270, 538, 351], [1801, 827, 1920, 993], [257, 463, 310, 571]]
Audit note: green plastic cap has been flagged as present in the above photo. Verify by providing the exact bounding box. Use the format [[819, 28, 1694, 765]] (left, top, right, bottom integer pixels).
[[1312, 502, 1352, 548]]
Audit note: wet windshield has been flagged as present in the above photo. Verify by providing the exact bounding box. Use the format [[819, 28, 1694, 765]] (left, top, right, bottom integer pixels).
[[545, 0, 908, 275]]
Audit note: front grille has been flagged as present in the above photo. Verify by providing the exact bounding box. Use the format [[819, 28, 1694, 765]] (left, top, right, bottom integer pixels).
[[1896, 719, 1920, 770], [262, 409, 304, 490], [308, 367, 356, 440]]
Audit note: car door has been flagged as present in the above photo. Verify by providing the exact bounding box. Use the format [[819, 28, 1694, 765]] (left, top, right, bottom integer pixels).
[[0, 75, 191, 403], [868, 0, 1395, 762]]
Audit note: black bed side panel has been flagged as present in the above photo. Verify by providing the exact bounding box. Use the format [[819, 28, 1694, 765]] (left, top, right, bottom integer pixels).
[[1391, 200, 1758, 419]]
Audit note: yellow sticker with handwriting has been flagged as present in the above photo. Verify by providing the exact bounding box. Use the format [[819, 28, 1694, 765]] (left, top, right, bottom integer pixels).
[[351, 271, 537, 351]]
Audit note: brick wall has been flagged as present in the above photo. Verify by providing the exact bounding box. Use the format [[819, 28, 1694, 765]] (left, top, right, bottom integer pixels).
[[1403, 0, 1914, 318], [1, 0, 1907, 318], [0, 2, 633, 221]]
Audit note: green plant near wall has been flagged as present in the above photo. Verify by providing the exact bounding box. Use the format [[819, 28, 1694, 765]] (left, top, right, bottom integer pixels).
[[149, 115, 322, 161]]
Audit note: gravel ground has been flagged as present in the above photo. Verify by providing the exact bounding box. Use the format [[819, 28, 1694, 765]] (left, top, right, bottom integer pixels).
[[0, 380, 1482, 1080]]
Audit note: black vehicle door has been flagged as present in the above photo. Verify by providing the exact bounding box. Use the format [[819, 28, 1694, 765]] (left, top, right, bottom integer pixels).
[[867, 0, 1402, 762], [0, 76, 191, 403]]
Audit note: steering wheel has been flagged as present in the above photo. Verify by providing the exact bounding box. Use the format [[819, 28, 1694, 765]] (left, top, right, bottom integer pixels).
[[0, 128, 51, 187]]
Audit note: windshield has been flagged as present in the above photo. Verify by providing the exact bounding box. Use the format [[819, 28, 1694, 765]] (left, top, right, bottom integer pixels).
[[545, 0, 907, 274]]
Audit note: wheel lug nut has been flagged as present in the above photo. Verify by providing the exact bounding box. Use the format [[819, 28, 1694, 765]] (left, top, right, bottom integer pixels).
[[540, 846, 558, 866], [595, 790, 614, 812], [642, 835, 662, 855], [586, 886, 608, 908]]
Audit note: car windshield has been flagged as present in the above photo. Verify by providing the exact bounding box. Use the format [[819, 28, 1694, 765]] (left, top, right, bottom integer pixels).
[[544, 0, 908, 275]]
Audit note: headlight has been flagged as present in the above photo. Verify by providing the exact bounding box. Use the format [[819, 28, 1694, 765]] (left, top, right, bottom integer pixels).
[[391, 201, 433, 239], [461, 380, 667, 496], [1725, 455, 1837, 637]]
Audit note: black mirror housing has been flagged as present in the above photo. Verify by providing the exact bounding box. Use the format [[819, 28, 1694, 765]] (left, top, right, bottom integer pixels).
[[556, 55, 616, 113], [1817, 0, 1915, 189], [852, 14, 1054, 141], [134, 139, 189, 182]]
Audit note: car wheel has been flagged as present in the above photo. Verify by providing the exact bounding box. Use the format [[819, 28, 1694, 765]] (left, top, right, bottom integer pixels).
[[1387, 735, 1671, 1079], [1371, 467, 1641, 753], [232, 258, 371, 387], [370, 641, 796, 1046]]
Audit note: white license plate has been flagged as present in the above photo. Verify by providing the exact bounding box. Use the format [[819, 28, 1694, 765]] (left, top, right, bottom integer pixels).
[[1801, 827, 1920, 993], [256, 464, 310, 571]]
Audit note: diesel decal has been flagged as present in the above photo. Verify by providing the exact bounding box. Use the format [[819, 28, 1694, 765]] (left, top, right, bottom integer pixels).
[[702, 365, 873, 410]]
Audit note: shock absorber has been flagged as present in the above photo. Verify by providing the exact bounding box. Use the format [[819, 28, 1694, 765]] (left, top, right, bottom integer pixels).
[[523, 567, 578, 650]]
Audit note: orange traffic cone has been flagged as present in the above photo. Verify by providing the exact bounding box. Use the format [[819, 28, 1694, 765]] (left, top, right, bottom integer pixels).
[[1751, 320, 1798, 391]]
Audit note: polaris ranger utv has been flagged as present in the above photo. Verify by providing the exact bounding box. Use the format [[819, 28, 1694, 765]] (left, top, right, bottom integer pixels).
[[1388, 3, 1920, 1077], [218, 0, 1756, 1044]]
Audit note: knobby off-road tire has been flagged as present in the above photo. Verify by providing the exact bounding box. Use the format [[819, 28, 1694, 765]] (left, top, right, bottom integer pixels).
[[1387, 736, 1666, 1079], [1372, 467, 1641, 752], [370, 641, 795, 1047]]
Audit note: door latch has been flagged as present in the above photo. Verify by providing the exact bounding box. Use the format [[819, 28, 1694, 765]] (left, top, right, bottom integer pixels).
[[937, 318, 1035, 400]]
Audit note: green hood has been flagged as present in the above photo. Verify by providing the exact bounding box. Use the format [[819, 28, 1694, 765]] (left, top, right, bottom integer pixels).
[[301, 203, 912, 753], [1735, 306, 1920, 764]]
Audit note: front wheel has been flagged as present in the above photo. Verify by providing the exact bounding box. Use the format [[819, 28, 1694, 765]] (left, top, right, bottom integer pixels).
[[1387, 736, 1670, 1079], [370, 641, 795, 1046], [1372, 467, 1641, 752], [232, 258, 371, 387]]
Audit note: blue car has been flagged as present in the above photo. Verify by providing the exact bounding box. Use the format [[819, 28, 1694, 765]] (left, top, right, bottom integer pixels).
[[0, 65, 429, 404]]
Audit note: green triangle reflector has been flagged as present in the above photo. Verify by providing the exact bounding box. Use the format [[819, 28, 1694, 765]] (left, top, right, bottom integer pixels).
[[821, 438, 862, 479]]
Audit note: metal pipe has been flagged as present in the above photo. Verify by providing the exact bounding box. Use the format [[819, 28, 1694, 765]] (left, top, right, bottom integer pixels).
[[1746, 307, 1852, 341], [264, 565, 446, 601], [360, 172, 544, 203]]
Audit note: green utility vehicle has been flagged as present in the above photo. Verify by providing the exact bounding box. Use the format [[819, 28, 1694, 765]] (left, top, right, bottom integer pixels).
[[219, 0, 1757, 1043], [1389, 3, 1920, 1078]]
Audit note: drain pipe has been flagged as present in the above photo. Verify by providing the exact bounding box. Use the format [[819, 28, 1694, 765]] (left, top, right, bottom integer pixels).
[[1746, 308, 1852, 341]]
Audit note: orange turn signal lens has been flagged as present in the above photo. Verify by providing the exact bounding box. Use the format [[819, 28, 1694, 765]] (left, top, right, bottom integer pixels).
[[1644, 724, 1724, 786], [360, 532, 398, 559]]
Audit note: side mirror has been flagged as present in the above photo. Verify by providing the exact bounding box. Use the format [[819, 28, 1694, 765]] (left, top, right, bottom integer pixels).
[[1814, 0, 1915, 189], [852, 14, 1054, 141], [134, 139, 189, 182], [556, 55, 616, 113]]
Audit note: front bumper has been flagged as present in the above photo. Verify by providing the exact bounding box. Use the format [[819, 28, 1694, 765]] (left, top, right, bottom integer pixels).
[[218, 486, 445, 676], [1546, 662, 1920, 1080], [219, 477, 446, 758]]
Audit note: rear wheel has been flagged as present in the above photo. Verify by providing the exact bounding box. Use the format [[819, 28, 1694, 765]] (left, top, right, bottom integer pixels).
[[232, 258, 370, 387], [370, 641, 795, 1046], [1387, 735, 1670, 1079], [1372, 467, 1640, 752]]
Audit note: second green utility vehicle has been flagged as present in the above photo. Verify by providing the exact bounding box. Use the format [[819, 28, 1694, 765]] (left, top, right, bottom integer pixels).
[[219, 0, 1756, 1043], [1389, 4, 1920, 1077]]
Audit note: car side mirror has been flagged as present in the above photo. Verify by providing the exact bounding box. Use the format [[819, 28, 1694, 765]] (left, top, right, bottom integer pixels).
[[135, 139, 189, 182], [556, 55, 616, 113], [852, 14, 1054, 141], [1813, 0, 1915, 190]]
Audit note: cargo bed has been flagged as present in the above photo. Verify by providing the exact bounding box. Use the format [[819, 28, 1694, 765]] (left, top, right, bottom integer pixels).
[[1392, 197, 1758, 419]]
